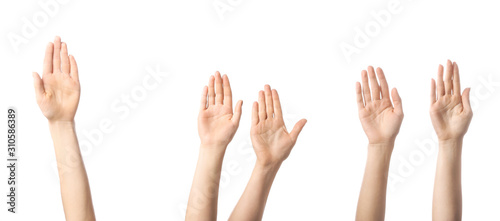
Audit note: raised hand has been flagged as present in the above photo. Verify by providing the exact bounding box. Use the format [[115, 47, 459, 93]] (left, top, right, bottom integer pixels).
[[229, 85, 306, 221], [33, 36, 80, 123], [251, 85, 307, 166], [431, 60, 471, 221], [356, 66, 403, 145], [430, 60, 472, 141], [355, 66, 402, 221], [198, 72, 243, 149], [33, 36, 95, 221], [187, 72, 243, 221]]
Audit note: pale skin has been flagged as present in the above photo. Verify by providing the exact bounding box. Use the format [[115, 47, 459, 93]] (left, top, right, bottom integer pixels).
[[355, 66, 403, 221], [431, 60, 472, 221], [186, 72, 243, 221], [229, 85, 307, 221], [33, 36, 96, 221]]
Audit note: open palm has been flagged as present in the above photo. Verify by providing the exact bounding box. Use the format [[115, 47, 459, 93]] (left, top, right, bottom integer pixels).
[[356, 67, 403, 144], [251, 85, 307, 166], [33, 36, 80, 122], [198, 72, 243, 148], [430, 60, 472, 140]]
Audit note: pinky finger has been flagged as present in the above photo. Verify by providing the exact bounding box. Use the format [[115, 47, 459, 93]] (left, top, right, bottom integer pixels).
[[356, 82, 364, 109], [251, 101, 259, 125], [199, 86, 208, 111], [430, 79, 437, 105]]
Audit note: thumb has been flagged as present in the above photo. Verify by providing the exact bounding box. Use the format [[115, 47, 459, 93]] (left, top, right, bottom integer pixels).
[[391, 88, 403, 115], [290, 119, 307, 143], [231, 100, 243, 125], [462, 87, 472, 114], [33, 72, 44, 102]]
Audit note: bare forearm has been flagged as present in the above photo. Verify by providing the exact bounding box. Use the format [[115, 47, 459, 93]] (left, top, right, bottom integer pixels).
[[48, 121, 95, 221], [229, 163, 280, 221], [432, 139, 463, 221], [356, 143, 394, 221], [186, 146, 226, 221]]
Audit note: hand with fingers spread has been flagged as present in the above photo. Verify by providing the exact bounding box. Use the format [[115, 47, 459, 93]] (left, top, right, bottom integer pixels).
[[187, 72, 243, 221], [355, 66, 403, 221], [229, 85, 307, 221], [431, 60, 472, 221], [33, 36, 95, 221]]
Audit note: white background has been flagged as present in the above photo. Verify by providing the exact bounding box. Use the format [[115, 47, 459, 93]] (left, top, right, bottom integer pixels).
[[1, 0, 500, 220]]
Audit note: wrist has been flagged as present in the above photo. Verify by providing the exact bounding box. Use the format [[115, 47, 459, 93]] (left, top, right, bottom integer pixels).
[[48, 120, 76, 133], [255, 154, 285, 169], [48, 120, 75, 127], [438, 138, 463, 146], [368, 138, 395, 146], [199, 143, 227, 157], [254, 161, 281, 176], [438, 138, 463, 154], [367, 142, 395, 157]]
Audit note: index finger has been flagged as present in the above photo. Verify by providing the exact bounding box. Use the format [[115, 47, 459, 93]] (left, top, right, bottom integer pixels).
[[272, 89, 283, 119], [376, 67, 390, 100], [453, 62, 461, 95], [222, 74, 233, 108], [43, 42, 54, 75]]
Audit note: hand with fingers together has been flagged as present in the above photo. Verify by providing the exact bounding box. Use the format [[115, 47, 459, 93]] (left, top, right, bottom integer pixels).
[[33, 37, 80, 123], [33, 36, 95, 221], [431, 60, 472, 221], [198, 72, 243, 149], [355, 66, 403, 221], [356, 67, 404, 146], [186, 72, 243, 221], [430, 60, 472, 141], [250, 85, 307, 167], [229, 85, 307, 221]]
